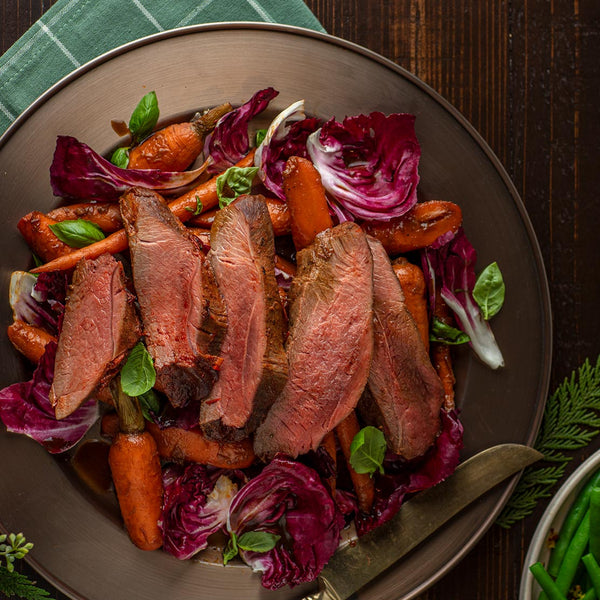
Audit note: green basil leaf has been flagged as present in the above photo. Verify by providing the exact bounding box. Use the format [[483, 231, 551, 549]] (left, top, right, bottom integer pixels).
[[223, 533, 238, 565], [111, 146, 130, 169], [128, 91, 159, 143], [430, 317, 471, 345], [473, 261, 505, 320], [138, 389, 161, 421], [349, 426, 386, 475], [237, 531, 280, 553], [120, 342, 156, 397], [255, 129, 267, 146], [216, 166, 259, 208], [49, 220, 106, 248], [184, 195, 203, 215]]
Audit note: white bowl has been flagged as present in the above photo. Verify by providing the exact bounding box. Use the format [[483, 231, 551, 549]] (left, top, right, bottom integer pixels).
[[520, 448, 600, 599]]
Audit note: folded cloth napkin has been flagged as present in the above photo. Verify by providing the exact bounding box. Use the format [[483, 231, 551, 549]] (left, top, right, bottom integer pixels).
[[0, 0, 324, 136]]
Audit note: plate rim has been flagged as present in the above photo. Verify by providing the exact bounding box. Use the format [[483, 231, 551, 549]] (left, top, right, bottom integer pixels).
[[0, 21, 553, 600]]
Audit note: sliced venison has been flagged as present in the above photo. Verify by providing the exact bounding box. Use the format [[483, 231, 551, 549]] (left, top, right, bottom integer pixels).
[[199, 195, 288, 441], [359, 237, 444, 460], [50, 253, 140, 419], [254, 222, 374, 459], [120, 188, 226, 407]]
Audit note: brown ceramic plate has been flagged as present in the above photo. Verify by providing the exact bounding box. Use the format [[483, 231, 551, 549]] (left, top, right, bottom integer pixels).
[[0, 23, 551, 600]]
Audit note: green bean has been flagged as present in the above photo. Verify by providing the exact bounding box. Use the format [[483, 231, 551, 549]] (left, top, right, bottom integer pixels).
[[548, 470, 600, 577], [554, 510, 591, 595], [590, 487, 600, 561], [583, 553, 600, 597], [529, 562, 568, 600]]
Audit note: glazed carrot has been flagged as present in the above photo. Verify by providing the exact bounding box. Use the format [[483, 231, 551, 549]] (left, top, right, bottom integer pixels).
[[282, 156, 333, 250], [335, 412, 375, 514], [274, 254, 297, 278], [7, 320, 56, 363], [127, 103, 232, 171], [17, 211, 73, 263], [362, 200, 463, 256], [31, 229, 128, 274], [392, 257, 429, 352], [431, 291, 456, 411], [168, 149, 256, 221], [48, 202, 122, 233], [321, 431, 338, 495], [108, 380, 163, 551], [32, 152, 257, 274], [145, 422, 255, 469], [185, 227, 211, 248], [102, 413, 255, 469], [188, 196, 291, 236]]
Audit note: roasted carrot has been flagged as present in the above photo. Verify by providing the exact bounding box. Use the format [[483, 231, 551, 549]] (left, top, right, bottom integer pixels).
[[17, 212, 73, 263], [102, 413, 255, 469], [127, 103, 232, 171], [48, 202, 122, 233], [335, 412, 375, 514], [431, 291, 456, 411], [108, 379, 163, 551], [188, 196, 291, 236], [31, 153, 257, 274], [185, 227, 211, 248], [392, 257, 429, 352], [362, 200, 463, 256], [169, 149, 256, 221], [321, 431, 338, 495], [282, 156, 333, 250], [274, 254, 297, 278], [145, 422, 255, 469], [7, 320, 56, 363]]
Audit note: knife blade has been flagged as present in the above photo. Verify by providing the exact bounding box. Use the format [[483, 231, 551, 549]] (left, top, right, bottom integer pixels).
[[302, 443, 542, 600]]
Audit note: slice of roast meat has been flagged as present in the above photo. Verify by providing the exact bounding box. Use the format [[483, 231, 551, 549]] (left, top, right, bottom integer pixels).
[[254, 222, 374, 459], [120, 187, 226, 407], [199, 195, 288, 441], [50, 253, 140, 419], [358, 237, 444, 460]]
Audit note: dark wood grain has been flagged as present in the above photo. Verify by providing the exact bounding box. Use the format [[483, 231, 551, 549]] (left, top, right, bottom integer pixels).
[[1, 1, 600, 599]]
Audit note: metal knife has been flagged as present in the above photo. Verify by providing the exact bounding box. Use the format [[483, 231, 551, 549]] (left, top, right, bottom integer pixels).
[[302, 443, 543, 600]]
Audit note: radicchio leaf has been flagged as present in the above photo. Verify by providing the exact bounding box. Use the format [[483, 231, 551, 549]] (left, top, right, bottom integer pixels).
[[227, 456, 344, 590], [205, 88, 279, 174], [50, 136, 211, 202], [307, 112, 420, 221], [0, 343, 99, 453], [254, 100, 321, 199], [160, 463, 243, 560], [422, 228, 505, 369]]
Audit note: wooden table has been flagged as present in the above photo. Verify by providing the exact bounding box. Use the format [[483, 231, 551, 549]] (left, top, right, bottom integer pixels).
[[2, 1, 599, 598]]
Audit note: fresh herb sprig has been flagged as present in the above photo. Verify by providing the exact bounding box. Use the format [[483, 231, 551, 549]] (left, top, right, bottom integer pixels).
[[497, 355, 600, 528], [0, 533, 54, 600]]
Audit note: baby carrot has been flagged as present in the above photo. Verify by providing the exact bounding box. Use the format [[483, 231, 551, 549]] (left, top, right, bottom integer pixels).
[[282, 156, 333, 251], [335, 412, 375, 514], [48, 202, 122, 233], [7, 320, 56, 363], [430, 290, 457, 411], [362, 200, 463, 256], [108, 379, 163, 551], [17, 211, 73, 263], [127, 103, 232, 171]]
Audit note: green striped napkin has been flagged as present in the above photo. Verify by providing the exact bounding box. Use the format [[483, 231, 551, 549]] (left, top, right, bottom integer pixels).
[[0, 0, 324, 136]]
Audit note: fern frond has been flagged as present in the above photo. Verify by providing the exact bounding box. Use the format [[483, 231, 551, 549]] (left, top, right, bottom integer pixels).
[[497, 355, 600, 528], [0, 566, 54, 600]]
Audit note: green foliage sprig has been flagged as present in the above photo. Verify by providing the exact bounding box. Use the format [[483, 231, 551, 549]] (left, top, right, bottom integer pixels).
[[497, 355, 600, 528], [0, 533, 54, 599]]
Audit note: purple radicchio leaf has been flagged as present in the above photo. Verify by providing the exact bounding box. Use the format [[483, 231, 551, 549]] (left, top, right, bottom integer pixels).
[[254, 100, 322, 199], [160, 463, 244, 560], [10, 271, 67, 335], [50, 136, 211, 202], [0, 342, 99, 453], [205, 88, 279, 174], [227, 455, 344, 590], [421, 228, 505, 369], [306, 112, 420, 222], [355, 409, 464, 536]]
